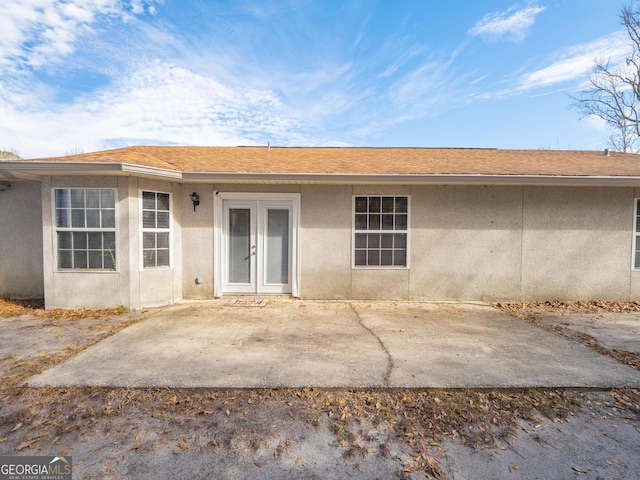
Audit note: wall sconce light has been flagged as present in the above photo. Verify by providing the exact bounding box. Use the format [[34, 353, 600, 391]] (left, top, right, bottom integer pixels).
[[190, 192, 200, 211]]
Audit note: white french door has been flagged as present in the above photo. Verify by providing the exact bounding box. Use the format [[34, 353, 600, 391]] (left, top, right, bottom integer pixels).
[[215, 194, 300, 296]]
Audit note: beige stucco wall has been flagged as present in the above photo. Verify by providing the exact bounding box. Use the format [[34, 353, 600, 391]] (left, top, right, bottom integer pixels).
[[297, 184, 638, 302], [42, 176, 184, 310], [133, 177, 183, 309], [0, 181, 44, 298], [34, 179, 640, 308], [43, 176, 124, 309], [409, 185, 523, 301], [181, 183, 214, 299], [521, 187, 634, 301], [300, 185, 352, 299]]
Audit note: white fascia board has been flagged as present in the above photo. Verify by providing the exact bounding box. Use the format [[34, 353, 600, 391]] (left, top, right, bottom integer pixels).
[[0, 161, 124, 173], [120, 163, 182, 179], [4, 163, 640, 186], [0, 162, 182, 180], [181, 172, 640, 186]]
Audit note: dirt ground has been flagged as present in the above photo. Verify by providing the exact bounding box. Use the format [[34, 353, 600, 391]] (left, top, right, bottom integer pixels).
[[1, 299, 639, 479]]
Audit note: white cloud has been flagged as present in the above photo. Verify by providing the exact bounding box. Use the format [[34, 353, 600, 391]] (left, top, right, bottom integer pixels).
[[0, 0, 159, 71], [478, 31, 630, 99], [518, 32, 629, 90], [469, 4, 546, 42], [0, 61, 320, 157]]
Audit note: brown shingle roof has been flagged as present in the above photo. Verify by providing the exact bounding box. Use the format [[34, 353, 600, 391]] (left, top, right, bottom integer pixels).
[[28, 146, 640, 177]]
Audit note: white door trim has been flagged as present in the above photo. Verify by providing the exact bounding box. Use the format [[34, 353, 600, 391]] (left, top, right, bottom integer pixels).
[[214, 192, 300, 297]]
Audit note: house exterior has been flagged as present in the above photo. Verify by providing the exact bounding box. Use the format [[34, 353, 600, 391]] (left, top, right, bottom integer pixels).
[[1, 146, 640, 310]]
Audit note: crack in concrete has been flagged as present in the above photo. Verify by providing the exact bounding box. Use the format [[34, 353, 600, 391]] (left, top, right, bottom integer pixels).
[[349, 303, 394, 387]]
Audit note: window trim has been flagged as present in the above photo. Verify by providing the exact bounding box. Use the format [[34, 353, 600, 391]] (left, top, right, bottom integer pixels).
[[52, 188, 118, 272], [351, 195, 410, 270], [633, 198, 640, 271], [140, 189, 173, 270]]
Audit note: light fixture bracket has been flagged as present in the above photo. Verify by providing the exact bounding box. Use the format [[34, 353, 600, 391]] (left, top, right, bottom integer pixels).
[[190, 192, 200, 211]]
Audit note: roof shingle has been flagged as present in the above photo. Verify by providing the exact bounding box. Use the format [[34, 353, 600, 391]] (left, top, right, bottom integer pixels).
[[28, 146, 640, 177]]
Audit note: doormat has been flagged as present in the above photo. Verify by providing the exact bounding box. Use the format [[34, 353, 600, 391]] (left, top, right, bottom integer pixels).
[[228, 299, 269, 307]]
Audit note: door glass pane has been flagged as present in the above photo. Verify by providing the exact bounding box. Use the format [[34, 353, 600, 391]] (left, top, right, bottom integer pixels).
[[266, 209, 289, 284], [228, 208, 251, 284]]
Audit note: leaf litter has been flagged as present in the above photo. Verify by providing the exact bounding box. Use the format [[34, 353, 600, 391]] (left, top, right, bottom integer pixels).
[[494, 301, 640, 370], [0, 298, 639, 478]]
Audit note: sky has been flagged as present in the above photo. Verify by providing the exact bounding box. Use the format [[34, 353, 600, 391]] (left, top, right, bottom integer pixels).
[[0, 0, 634, 159]]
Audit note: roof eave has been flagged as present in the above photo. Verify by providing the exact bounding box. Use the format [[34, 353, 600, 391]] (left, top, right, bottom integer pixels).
[[3, 162, 640, 186], [182, 172, 640, 186], [0, 162, 181, 180]]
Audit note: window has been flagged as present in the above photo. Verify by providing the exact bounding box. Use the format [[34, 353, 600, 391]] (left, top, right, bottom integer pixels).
[[142, 191, 171, 268], [634, 199, 640, 269], [353, 196, 409, 267], [54, 188, 116, 270]]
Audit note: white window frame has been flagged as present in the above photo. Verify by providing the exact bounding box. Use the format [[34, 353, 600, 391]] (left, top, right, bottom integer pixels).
[[140, 190, 172, 269], [633, 198, 640, 270], [352, 195, 410, 270], [53, 188, 118, 271]]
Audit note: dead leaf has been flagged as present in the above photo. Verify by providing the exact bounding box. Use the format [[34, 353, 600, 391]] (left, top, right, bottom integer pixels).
[[173, 443, 187, 454], [572, 465, 588, 474], [255, 462, 263, 468], [295, 457, 302, 464], [11, 423, 22, 432], [16, 441, 35, 451]]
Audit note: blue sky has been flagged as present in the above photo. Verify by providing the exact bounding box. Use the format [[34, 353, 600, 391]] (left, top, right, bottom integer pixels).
[[0, 0, 632, 158]]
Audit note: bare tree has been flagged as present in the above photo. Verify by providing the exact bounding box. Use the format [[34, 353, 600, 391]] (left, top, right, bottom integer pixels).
[[64, 147, 85, 156], [571, 3, 640, 152]]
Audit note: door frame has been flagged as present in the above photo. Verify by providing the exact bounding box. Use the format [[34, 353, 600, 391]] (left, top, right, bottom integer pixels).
[[213, 192, 301, 297]]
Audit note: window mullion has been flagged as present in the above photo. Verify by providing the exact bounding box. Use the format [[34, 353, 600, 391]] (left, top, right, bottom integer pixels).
[[54, 188, 116, 271], [353, 195, 408, 268]]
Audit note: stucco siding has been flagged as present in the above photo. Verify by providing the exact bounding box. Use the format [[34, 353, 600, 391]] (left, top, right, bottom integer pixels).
[[297, 184, 636, 302], [299, 185, 352, 299], [130, 177, 183, 309], [0, 181, 44, 298], [43, 176, 184, 309], [409, 185, 523, 301], [181, 183, 214, 299], [32, 179, 640, 308], [44, 176, 125, 309], [521, 187, 634, 301], [49, 272, 122, 309]]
